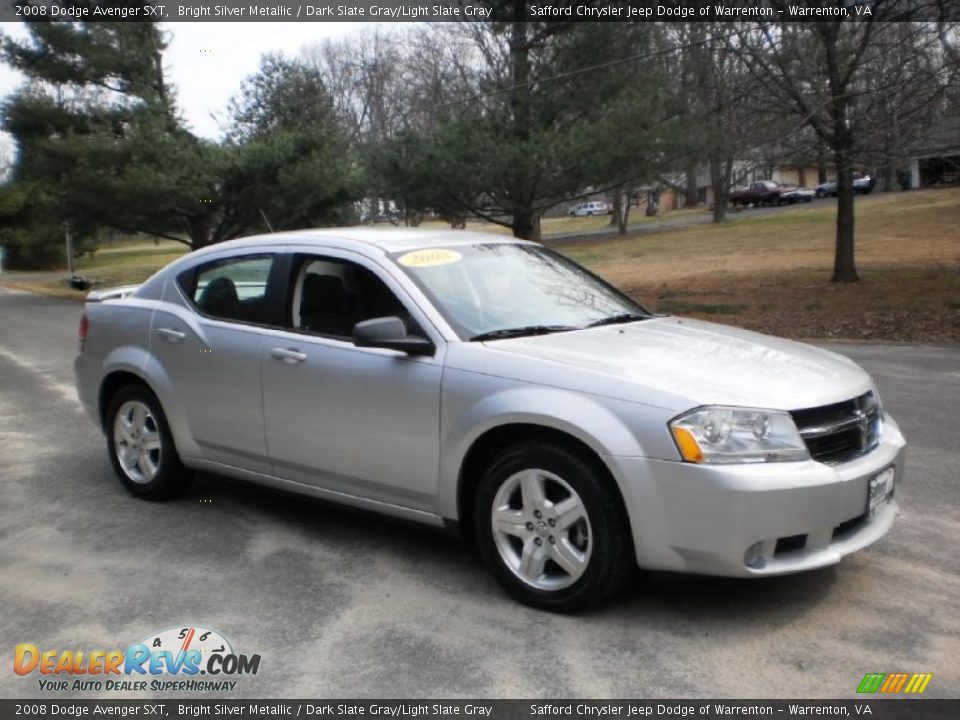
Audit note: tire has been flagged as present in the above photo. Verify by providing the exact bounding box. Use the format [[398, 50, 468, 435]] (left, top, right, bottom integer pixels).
[[815, 189, 825, 199], [106, 384, 191, 500], [473, 441, 634, 611]]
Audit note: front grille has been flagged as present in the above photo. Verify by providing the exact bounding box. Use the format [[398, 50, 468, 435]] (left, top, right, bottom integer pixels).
[[791, 391, 881, 465]]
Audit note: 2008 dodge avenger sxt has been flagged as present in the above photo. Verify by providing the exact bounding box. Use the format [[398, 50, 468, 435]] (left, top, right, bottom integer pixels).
[[75, 229, 905, 610]]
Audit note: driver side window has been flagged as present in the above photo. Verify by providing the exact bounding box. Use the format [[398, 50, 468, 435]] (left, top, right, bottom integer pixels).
[[288, 256, 423, 339]]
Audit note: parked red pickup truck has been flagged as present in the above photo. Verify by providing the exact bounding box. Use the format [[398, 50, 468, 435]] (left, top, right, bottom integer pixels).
[[730, 180, 811, 207]]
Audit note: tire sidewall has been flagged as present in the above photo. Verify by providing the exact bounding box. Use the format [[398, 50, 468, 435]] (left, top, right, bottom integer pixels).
[[106, 385, 187, 500], [473, 442, 631, 611]]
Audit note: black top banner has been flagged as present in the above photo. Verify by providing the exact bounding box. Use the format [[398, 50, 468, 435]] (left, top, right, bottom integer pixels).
[[2, 0, 959, 22]]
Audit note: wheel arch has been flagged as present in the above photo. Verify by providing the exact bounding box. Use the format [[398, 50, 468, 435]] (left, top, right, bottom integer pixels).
[[452, 422, 631, 549], [98, 369, 153, 430], [98, 357, 199, 460]]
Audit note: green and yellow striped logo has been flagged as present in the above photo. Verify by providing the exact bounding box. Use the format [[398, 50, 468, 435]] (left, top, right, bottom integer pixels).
[[857, 673, 933, 694]]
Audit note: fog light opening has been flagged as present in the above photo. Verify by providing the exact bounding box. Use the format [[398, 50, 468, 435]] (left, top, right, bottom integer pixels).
[[744, 542, 765, 569]]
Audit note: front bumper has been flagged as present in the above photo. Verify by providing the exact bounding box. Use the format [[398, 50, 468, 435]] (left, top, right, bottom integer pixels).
[[609, 414, 906, 577]]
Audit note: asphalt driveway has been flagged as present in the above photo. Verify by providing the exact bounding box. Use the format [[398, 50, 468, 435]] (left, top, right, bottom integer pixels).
[[0, 286, 957, 699]]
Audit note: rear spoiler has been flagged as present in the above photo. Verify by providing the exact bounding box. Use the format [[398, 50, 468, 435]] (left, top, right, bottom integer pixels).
[[85, 284, 141, 303]]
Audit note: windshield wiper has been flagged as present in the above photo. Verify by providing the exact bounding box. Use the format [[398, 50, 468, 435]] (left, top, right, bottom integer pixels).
[[469, 325, 578, 342], [586, 313, 648, 328]]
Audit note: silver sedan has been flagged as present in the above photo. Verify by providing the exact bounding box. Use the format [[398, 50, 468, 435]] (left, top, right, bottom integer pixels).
[[75, 229, 905, 610]]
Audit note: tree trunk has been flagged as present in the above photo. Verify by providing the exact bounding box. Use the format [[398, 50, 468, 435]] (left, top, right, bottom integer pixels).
[[507, 8, 537, 244], [609, 192, 621, 226], [685, 160, 699, 208], [710, 154, 733, 223], [831, 149, 859, 283], [187, 214, 211, 250], [618, 189, 631, 235], [881, 162, 895, 193], [511, 210, 540, 241], [817, 142, 829, 184]]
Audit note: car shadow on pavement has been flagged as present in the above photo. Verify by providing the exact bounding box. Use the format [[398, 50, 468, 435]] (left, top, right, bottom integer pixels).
[[189, 469, 839, 626], [612, 566, 837, 622]]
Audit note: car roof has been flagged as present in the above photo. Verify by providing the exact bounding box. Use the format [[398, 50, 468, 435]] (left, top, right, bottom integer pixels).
[[190, 227, 535, 257]]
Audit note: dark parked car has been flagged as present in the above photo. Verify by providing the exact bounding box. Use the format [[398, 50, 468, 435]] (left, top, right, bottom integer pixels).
[[730, 181, 801, 207]]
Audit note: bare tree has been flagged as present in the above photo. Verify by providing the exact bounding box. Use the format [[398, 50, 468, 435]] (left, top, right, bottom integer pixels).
[[734, 13, 950, 282], [662, 24, 771, 223]]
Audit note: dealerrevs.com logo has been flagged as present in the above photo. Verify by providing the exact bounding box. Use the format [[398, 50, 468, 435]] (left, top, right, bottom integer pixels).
[[14, 625, 261, 693]]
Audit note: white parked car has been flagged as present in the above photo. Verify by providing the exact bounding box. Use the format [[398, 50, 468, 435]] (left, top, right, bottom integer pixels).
[[568, 201, 611, 217], [75, 229, 905, 610]]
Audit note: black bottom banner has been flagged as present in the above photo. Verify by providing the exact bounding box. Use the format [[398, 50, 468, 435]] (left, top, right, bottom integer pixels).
[[1, 700, 957, 720]]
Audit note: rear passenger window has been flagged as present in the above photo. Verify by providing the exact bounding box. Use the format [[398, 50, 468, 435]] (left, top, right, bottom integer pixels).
[[191, 255, 274, 324]]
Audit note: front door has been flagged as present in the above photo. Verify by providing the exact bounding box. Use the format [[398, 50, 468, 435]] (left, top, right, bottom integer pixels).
[[260, 251, 443, 511]]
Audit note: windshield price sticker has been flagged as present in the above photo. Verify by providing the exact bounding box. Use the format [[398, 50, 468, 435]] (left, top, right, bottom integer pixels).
[[398, 249, 462, 268]]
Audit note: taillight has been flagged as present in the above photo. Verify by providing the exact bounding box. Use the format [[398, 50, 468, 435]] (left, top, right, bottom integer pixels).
[[79, 312, 88, 352]]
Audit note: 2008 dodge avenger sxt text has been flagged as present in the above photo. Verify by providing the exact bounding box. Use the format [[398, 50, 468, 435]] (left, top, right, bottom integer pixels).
[[75, 229, 905, 610]]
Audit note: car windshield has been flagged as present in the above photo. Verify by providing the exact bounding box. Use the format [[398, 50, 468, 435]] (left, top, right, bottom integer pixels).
[[391, 243, 650, 340]]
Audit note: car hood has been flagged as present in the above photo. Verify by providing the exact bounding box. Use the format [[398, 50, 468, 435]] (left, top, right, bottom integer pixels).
[[485, 317, 872, 411]]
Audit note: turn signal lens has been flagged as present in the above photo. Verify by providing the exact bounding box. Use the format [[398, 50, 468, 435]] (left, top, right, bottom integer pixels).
[[672, 426, 704, 463], [79, 312, 89, 352]]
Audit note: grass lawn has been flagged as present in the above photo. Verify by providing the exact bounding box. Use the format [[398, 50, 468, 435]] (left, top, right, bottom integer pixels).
[[552, 187, 960, 343], [3, 188, 958, 342], [2, 238, 190, 300]]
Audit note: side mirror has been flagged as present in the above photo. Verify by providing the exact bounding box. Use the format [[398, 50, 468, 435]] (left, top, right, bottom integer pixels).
[[352, 316, 435, 357]]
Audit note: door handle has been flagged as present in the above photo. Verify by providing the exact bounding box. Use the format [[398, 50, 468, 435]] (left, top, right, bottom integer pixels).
[[157, 328, 186, 343], [270, 347, 307, 364]]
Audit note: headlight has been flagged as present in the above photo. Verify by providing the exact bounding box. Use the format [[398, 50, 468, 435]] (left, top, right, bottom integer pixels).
[[669, 407, 810, 464]]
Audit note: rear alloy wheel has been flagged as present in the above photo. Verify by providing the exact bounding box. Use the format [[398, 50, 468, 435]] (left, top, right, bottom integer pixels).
[[474, 442, 633, 611], [107, 385, 190, 500]]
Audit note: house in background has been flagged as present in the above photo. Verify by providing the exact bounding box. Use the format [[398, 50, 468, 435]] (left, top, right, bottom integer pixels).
[[908, 115, 960, 188], [659, 160, 822, 211]]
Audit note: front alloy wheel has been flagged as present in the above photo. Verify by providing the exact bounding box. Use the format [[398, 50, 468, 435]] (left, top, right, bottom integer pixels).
[[491, 469, 592, 591], [474, 441, 634, 611]]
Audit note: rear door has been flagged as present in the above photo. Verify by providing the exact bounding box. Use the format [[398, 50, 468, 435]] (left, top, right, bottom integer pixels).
[[149, 251, 285, 473]]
